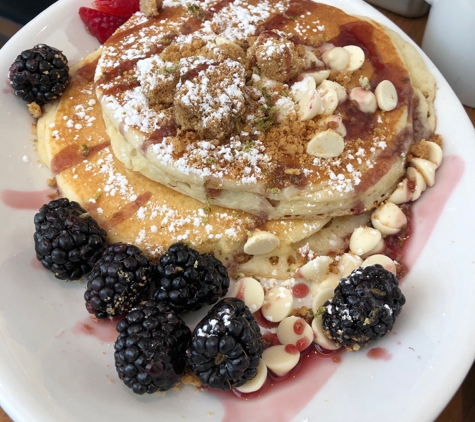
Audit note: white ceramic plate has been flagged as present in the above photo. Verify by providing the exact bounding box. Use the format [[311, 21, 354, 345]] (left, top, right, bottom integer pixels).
[[1, 0, 475, 421]]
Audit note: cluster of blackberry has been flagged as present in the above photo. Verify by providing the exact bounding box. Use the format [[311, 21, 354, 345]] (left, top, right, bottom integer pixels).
[[34, 198, 263, 394], [34, 198, 406, 395]]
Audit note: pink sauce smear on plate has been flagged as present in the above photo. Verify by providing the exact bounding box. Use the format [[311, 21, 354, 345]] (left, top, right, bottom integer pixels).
[[0, 188, 57, 210], [402, 155, 464, 269], [212, 346, 342, 422], [367, 347, 392, 361], [72, 317, 119, 343]]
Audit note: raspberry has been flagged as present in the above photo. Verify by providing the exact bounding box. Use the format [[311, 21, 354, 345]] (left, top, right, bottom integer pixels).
[[93, 0, 140, 18], [78, 7, 127, 44]]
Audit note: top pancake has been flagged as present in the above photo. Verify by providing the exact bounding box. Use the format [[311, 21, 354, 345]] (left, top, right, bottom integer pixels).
[[95, 0, 436, 219], [94, 0, 434, 220]]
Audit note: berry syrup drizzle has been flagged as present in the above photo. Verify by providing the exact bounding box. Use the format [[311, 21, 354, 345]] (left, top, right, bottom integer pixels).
[[384, 155, 465, 275], [30, 256, 43, 270], [292, 283, 310, 298]]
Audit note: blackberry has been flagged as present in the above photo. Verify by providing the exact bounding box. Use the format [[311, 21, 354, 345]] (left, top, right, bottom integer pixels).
[[114, 300, 191, 394], [9, 44, 69, 105], [153, 242, 230, 314], [34, 198, 107, 280], [322, 264, 406, 351], [186, 297, 263, 390], [84, 243, 154, 319]]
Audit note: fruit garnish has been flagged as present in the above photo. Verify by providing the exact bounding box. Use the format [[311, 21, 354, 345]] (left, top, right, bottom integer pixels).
[[152, 242, 230, 314], [34, 198, 107, 280], [78, 7, 128, 44], [93, 0, 140, 18], [8, 44, 69, 106], [186, 297, 263, 390], [321, 264, 406, 352], [84, 243, 155, 319], [115, 300, 191, 394]]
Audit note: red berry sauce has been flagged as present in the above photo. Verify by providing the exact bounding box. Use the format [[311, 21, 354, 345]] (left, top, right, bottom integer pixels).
[[292, 283, 309, 298], [0, 188, 58, 210], [367, 347, 392, 361]]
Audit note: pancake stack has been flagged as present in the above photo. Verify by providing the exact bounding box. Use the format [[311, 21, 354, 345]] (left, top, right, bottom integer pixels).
[[37, 0, 438, 279]]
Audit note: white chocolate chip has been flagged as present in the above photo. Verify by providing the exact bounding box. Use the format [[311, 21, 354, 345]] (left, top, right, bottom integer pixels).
[[262, 345, 300, 377], [349, 226, 382, 256], [306, 69, 331, 85], [261, 286, 294, 323], [410, 157, 437, 187], [277, 316, 314, 351], [319, 273, 340, 290], [307, 130, 345, 158], [297, 255, 333, 282], [426, 141, 443, 168], [387, 178, 412, 204], [310, 273, 340, 297], [274, 96, 296, 123], [362, 238, 386, 258], [244, 230, 280, 255], [312, 287, 335, 315], [322, 47, 350, 71], [318, 80, 347, 104], [311, 288, 340, 350], [321, 115, 347, 137], [311, 317, 340, 351], [343, 45, 365, 71], [406, 166, 426, 201], [316, 86, 339, 115], [336, 253, 363, 277], [317, 42, 335, 54], [349, 87, 377, 113], [303, 48, 324, 69], [290, 74, 316, 102], [235, 359, 268, 393], [296, 88, 323, 121], [371, 202, 407, 237], [361, 254, 397, 275], [233, 277, 265, 313], [375, 80, 398, 111]]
